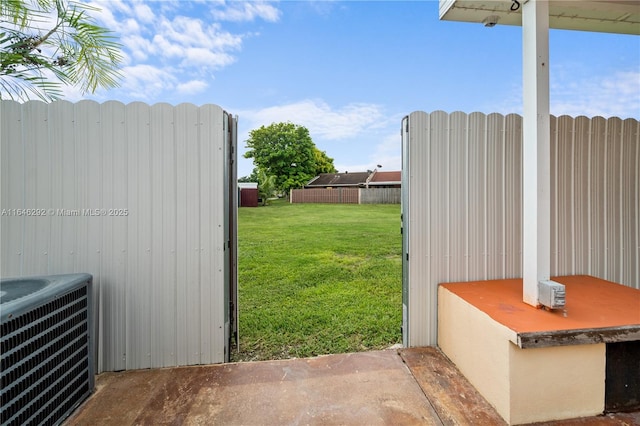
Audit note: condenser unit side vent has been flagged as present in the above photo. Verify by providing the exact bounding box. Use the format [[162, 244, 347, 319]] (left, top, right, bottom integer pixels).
[[1, 274, 94, 426]]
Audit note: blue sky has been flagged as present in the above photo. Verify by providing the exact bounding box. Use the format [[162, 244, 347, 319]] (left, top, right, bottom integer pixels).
[[75, 1, 640, 178]]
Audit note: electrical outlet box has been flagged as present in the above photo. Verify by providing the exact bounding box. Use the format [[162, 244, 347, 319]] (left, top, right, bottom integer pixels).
[[538, 280, 566, 309]]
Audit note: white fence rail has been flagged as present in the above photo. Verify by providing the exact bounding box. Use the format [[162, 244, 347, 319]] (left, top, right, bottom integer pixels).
[[402, 111, 639, 347], [1, 100, 237, 372]]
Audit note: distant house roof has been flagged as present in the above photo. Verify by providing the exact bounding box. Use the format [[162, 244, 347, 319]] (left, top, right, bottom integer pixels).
[[368, 171, 401, 186], [306, 172, 371, 188], [305, 170, 402, 188]]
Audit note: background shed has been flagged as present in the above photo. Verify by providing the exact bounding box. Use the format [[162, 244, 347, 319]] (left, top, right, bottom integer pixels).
[[238, 182, 259, 207]]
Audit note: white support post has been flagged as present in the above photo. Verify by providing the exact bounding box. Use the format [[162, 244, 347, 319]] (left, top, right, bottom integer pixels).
[[522, 0, 550, 307]]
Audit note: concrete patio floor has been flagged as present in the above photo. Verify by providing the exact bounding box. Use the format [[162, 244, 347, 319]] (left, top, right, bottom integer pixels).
[[65, 347, 640, 425]]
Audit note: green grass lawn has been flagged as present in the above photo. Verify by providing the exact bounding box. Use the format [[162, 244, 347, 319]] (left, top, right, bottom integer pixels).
[[232, 199, 402, 362]]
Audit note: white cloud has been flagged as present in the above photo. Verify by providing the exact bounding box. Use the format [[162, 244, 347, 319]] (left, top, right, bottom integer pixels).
[[151, 34, 185, 58], [177, 80, 209, 95], [83, 0, 278, 102], [241, 99, 389, 140], [150, 17, 243, 69], [210, 1, 281, 22], [552, 69, 640, 119], [478, 68, 640, 119], [182, 47, 236, 68], [88, 0, 136, 34], [122, 35, 154, 61], [304, 1, 342, 17], [372, 132, 402, 169], [121, 17, 142, 34], [60, 81, 87, 103], [132, 3, 155, 24], [119, 65, 177, 100], [335, 132, 402, 174], [156, 17, 233, 50]]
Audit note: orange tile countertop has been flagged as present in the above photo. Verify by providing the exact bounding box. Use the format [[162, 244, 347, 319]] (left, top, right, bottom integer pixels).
[[440, 275, 640, 348]]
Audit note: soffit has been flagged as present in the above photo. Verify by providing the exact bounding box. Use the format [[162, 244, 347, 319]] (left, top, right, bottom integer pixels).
[[439, 0, 640, 35]]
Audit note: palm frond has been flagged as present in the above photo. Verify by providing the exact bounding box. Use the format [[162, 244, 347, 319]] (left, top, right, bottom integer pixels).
[[0, 0, 122, 101]]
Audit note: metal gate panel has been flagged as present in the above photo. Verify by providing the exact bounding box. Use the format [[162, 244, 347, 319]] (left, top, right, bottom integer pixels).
[[1, 100, 236, 372]]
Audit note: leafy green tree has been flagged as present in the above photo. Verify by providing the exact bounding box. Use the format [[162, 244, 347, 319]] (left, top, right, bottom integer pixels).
[[244, 122, 323, 195], [1, 0, 122, 101], [238, 170, 259, 183], [314, 147, 337, 174], [257, 169, 277, 206]]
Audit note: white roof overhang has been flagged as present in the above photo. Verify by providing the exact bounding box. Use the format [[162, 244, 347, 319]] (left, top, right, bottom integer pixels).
[[440, 0, 640, 35]]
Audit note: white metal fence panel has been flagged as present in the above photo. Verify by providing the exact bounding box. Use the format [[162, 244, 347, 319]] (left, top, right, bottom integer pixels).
[[403, 111, 437, 348], [403, 111, 639, 347], [359, 188, 401, 204], [1, 100, 234, 372], [550, 116, 640, 284]]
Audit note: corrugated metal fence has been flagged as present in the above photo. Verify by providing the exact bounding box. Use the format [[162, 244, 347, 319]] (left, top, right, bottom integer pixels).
[[290, 187, 400, 204], [1, 100, 237, 372], [403, 111, 639, 347]]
